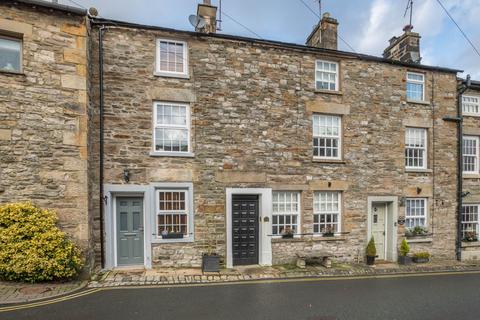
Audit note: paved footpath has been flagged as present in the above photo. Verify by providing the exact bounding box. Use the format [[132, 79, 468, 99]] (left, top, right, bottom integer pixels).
[[0, 281, 86, 305]]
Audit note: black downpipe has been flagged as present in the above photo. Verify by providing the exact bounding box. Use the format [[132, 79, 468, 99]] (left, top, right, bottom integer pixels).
[[99, 26, 106, 268], [455, 75, 471, 261]]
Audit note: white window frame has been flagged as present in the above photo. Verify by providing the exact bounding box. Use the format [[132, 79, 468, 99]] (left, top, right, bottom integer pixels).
[[155, 188, 193, 242], [313, 191, 342, 235], [405, 127, 427, 170], [463, 135, 480, 174], [405, 198, 428, 229], [155, 39, 189, 78], [315, 60, 339, 91], [312, 114, 342, 160], [151, 102, 192, 157], [406, 72, 425, 102], [462, 204, 480, 241], [462, 95, 480, 116], [271, 191, 301, 237], [0, 35, 22, 73]]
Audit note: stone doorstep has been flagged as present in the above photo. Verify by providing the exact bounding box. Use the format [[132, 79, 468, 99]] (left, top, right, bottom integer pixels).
[[0, 281, 87, 305], [88, 262, 480, 288]]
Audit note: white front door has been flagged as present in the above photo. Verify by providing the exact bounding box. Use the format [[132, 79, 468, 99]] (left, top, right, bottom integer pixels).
[[372, 203, 387, 260]]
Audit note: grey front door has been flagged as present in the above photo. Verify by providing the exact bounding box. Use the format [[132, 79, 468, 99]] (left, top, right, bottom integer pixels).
[[232, 195, 259, 266], [116, 197, 144, 266]]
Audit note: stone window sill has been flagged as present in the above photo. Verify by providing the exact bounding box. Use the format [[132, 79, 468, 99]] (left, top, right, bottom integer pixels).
[[405, 168, 433, 173], [151, 237, 194, 244], [406, 234, 433, 243], [406, 99, 430, 106], [463, 113, 480, 118], [0, 69, 25, 76], [153, 71, 190, 79], [461, 241, 480, 248], [314, 89, 343, 96], [312, 158, 346, 164], [271, 235, 347, 243], [149, 151, 195, 158], [463, 173, 480, 179]]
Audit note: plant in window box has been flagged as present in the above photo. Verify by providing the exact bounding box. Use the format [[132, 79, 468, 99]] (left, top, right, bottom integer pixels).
[[405, 226, 429, 237], [398, 239, 412, 265], [412, 252, 430, 263], [322, 226, 335, 237], [366, 236, 377, 266], [161, 229, 184, 239], [463, 231, 478, 242], [281, 226, 295, 239]]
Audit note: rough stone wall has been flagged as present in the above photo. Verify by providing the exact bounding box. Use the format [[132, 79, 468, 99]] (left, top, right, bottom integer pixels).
[[0, 4, 92, 264], [90, 25, 458, 267]]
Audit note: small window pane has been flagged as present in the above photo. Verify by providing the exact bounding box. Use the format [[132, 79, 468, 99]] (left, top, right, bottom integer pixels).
[[0, 37, 21, 72]]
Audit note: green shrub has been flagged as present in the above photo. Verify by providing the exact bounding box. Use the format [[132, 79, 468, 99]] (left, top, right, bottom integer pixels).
[[413, 252, 431, 259], [399, 239, 410, 256], [366, 236, 376, 257], [0, 202, 83, 282]]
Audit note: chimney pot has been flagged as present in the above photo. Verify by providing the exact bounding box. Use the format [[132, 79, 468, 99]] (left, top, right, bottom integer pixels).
[[203, 0, 211, 5], [196, 1, 217, 33], [384, 25, 421, 64]]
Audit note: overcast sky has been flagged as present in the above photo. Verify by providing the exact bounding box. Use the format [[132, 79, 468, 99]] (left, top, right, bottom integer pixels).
[[61, 0, 480, 78]]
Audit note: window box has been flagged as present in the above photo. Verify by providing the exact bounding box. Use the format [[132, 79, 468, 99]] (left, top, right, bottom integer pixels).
[[161, 232, 184, 239], [281, 233, 294, 239]]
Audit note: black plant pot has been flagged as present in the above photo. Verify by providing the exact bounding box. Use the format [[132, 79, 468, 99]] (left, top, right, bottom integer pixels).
[[202, 254, 220, 272], [323, 232, 335, 237], [412, 257, 429, 264], [282, 233, 294, 239], [161, 233, 184, 239], [398, 255, 412, 265], [366, 255, 375, 265]]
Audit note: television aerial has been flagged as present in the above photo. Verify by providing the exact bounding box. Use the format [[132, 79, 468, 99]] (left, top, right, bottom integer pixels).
[[189, 14, 206, 29]]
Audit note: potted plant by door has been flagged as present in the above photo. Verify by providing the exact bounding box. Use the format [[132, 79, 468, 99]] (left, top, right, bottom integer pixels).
[[398, 238, 412, 265], [366, 236, 377, 265], [412, 252, 430, 263], [281, 226, 295, 239]]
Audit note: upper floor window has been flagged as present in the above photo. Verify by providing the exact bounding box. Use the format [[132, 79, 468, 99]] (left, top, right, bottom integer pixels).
[[153, 102, 190, 154], [405, 198, 427, 229], [313, 114, 342, 160], [0, 36, 21, 73], [406, 72, 425, 101], [272, 191, 300, 236], [463, 136, 479, 174], [315, 60, 338, 91], [156, 39, 188, 77], [405, 127, 427, 169], [462, 204, 479, 241], [313, 191, 341, 234], [462, 96, 480, 116]]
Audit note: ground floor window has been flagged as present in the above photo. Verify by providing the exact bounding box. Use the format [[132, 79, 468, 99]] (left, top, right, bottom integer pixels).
[[462, 204, 479, 241], [156, 190, 190, 238], [313, 191, 341, 234], [405, 198, 427, 229], [272, 191, 300, 235]]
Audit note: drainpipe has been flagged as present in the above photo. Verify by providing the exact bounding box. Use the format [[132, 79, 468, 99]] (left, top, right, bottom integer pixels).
[[445, 75, 471, 261], [99, 25, 106, 268]]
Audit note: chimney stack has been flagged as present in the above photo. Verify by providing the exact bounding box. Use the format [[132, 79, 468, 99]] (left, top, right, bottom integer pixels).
[[196, 0, 217, 34], [383, 24, 421, 64], [306, 12, 338, 50]]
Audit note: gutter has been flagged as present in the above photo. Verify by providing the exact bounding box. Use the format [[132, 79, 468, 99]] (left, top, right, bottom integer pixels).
[[99, 25, 106, 268], [445, 75, 471, 261]]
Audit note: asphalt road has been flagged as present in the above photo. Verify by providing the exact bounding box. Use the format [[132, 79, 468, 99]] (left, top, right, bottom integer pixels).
[[3, 272, 480, 320]]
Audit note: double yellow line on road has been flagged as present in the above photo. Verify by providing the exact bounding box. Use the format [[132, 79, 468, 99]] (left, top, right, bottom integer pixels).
[[2, 270, 480, 313]]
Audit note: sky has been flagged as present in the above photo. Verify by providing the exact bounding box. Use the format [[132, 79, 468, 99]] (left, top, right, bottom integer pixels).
[[60, 0, 480, 78]]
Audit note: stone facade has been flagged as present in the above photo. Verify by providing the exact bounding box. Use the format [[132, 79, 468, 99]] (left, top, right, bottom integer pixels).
[[461, 83, 480, 260], [0, 2, 93, 265], [89, 20, 459, 268]]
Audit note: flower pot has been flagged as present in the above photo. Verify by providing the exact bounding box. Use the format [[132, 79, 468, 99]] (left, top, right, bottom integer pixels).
[[161, 232, 184, 239], [282, 233, 294, 239], [366, 255, 375, 265], [412, 257, 429, 264], [322, 232, 335, 237], [202, 254, 220, 272], [398, 255, 412, 265]]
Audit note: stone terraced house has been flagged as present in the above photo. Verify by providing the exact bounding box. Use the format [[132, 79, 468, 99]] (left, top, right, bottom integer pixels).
[[0, 0, 478, 271]]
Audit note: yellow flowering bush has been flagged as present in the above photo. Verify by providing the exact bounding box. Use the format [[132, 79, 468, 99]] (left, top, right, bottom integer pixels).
[[0, 202, 83, 282]]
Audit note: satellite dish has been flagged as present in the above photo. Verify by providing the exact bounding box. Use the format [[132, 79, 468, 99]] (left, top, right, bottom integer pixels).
[[189, 14, 206, 29]]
